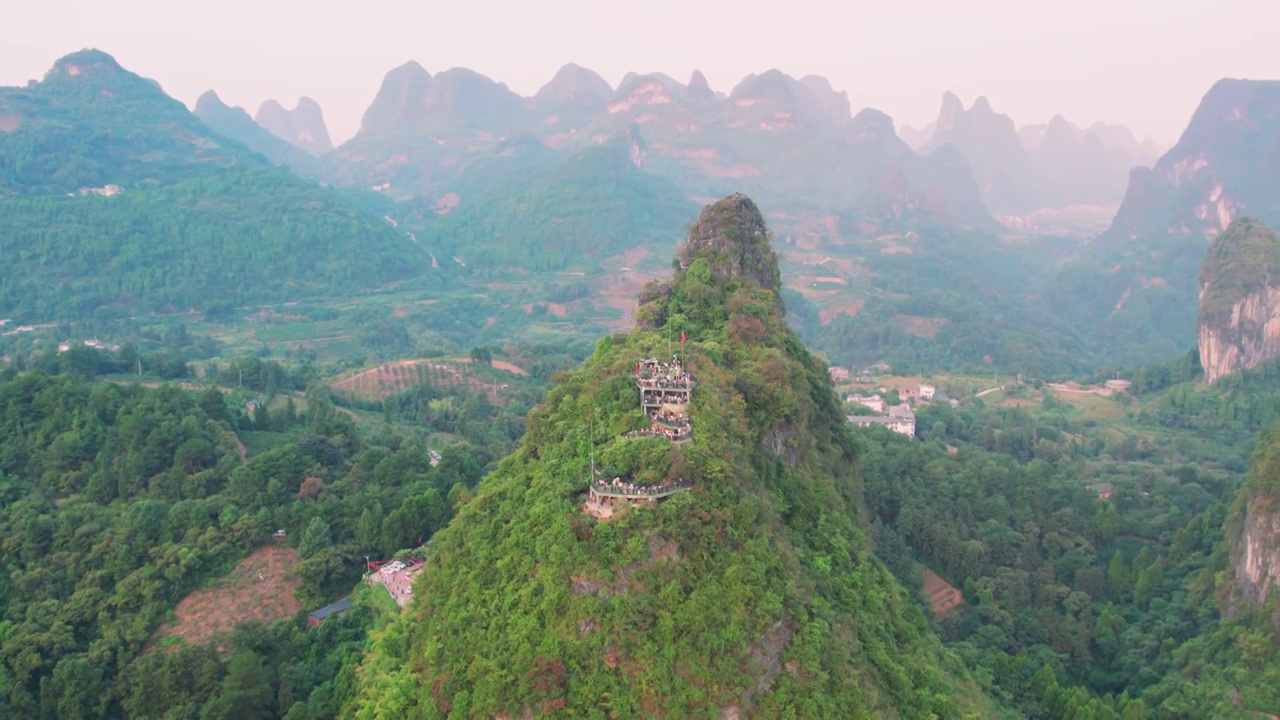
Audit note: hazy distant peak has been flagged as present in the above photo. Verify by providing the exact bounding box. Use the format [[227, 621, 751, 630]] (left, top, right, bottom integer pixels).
[[359, 60, 434, 135], [731, 69, 794, 99], [687, 69, 714, 100], [534, 63, 612, 107], [255, 96, 333, 155], [194, 90, 227, 113], [850, 107, 895, 134], [50, 48, 124, 77], [937, 91, 964, 131], [800, 74, 852, 123], [388, 60, 430, 81], [970, 96, 994, 114]]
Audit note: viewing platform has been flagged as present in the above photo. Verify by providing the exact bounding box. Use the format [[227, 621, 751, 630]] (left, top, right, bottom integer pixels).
[[642, 389, 692, 408], [624, 427, 692, 443], [583, 478, 691, 520], [634, 358, 696, 394], [589, 478, 691, 501]]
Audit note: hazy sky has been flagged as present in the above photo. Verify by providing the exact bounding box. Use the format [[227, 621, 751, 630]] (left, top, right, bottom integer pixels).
[[3, 0, 1276, 146]]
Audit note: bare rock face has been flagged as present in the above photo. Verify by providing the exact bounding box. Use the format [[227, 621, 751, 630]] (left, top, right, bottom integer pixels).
[[1228, 427, 1280, 614], [678, 193, 781, 293], [1232, 495, 1280, 608], [1197, 218, 1280, 384]]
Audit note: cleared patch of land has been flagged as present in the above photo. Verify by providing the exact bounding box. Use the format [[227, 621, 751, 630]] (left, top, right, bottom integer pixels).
[[152, 546, 300, 652], [922, 567, 964, 621], [330, 357, 528, 403]]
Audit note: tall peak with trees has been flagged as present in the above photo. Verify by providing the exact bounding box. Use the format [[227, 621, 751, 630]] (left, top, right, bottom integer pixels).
[[345, 194, 986, 717]]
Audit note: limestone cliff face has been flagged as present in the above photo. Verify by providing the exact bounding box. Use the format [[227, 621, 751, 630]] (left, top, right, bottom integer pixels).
[[1198, 285, 1280, 384], [1197, 218, 1280, 384], [1228, 427, 1280, 613], [1232, 494, 1280, 608]]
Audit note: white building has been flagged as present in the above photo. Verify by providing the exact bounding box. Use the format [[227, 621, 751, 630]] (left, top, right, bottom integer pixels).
[[919, 384, 936, 401], [848, 404, 915, 438], [848, 394, 886, 414]]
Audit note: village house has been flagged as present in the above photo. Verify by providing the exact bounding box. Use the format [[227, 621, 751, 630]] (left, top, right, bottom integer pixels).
[[898, 387, 920, 403], [848, 394, 886, 414], [919, 384, 936, 401], [1104, 379, 1131, 393], [847, 404, 915, 438], [828, 366, 850, 382], [1088, 482, 1115, 499]]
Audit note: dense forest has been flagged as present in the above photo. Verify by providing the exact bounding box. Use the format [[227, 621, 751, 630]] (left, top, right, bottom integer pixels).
[[0, 366, 509, 718], [846, 351, 1280, 718], [414, 140, 695, 271], [0, 168, 426, 321]]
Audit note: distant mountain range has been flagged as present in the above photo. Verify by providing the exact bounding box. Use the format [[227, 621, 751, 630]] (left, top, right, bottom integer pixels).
[[204, 60, 1176, 225], [318, 62, 998, 237], [1041, 78, 1280, 366]]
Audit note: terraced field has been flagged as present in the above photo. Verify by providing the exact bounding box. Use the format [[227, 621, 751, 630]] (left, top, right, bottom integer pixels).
[[329, 358, 527, 403]]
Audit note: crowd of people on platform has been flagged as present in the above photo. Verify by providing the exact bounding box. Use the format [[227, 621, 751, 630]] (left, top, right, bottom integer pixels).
[[592, 476, 692, 497], [625, 426, 692, 442], [642, 390, 691, 406], [651, 409, 690, 428], [635, 357, 695, 389]]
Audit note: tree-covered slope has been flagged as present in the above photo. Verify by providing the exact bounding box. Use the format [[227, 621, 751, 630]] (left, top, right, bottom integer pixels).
[[0, 168, 427, 321], [346, 194, 988, 718], [0, 49, 427, 322], [0, 50, 263, 195], [420, 140, 696, 271]]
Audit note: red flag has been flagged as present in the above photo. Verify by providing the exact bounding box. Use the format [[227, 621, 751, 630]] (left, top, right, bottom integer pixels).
[[635, 362, 639, 372], [681, 331, 686, 343]]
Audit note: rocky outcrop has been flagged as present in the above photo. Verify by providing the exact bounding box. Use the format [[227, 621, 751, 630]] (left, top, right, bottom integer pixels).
[[1228, 427, 1280, 613], [679, 193, 780, 292], [1197, 218, 1280, 384], [254, 97, 332, 155], [1232, 494, 1280, 608], [1104, 78, 1280, 242]]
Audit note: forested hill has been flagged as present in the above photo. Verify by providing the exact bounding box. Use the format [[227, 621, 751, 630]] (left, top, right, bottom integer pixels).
[[345, 194, 989, 718], [418, 139, 697, 271], [0, 49, 426, 322], [0, 49, 265, 195]]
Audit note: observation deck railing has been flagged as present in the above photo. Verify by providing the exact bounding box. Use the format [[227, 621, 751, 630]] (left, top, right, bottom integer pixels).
[[589, 479, 692, 500], [623, 428, 693, 443]]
